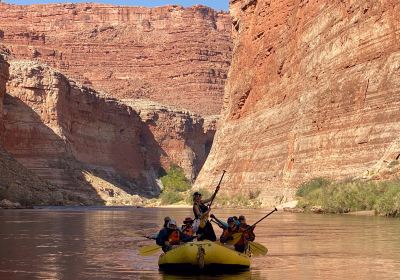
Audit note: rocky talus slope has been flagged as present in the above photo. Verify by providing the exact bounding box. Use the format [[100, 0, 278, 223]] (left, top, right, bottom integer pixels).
[[0, 3, 232, 115], [3, 60, 216, 205], [195, 0, 400, 205]]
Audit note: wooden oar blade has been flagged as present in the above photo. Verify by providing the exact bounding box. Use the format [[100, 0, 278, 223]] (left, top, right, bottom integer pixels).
[[249, 241, 268, 256], [226, 232, 243, 245], [139, 244, 161, 256]]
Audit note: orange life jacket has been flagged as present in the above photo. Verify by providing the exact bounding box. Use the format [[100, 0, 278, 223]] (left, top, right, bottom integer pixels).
[[220, 226, 238, 243], [168, 230, 180, 245], [237, 224, 255, 245], [182, 225, 194, 236], [221, 228, 230, 239]]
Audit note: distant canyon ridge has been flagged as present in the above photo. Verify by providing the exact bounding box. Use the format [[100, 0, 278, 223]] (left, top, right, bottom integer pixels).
[[0, 3, 232, 115], [0, 3, 231, 205]]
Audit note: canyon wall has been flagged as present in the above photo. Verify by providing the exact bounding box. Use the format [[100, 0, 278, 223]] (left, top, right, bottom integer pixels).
[[195, 0, 400, 205], [0, 53, 7, 138], [0, 3, 232, 115], [4, 60, 215, 205], [1, 53, 61, 205]]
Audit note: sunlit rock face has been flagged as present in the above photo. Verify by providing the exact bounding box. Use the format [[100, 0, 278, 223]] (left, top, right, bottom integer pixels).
[[0, 3, 232, 115], [3, 60, 215, 205], [194, 0, 400, 205]]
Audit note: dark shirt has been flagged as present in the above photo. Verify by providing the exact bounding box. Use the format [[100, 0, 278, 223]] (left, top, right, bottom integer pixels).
[[193, 202, 209, 219], [156, 228, 193, 246]]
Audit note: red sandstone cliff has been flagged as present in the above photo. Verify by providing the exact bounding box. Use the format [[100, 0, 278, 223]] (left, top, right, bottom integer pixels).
[[3, 60, 215, 205], [0, 3, 232, 115], [194, 0, 400, 205], [0, 53, 7, 139], [1, 54, 62, 205]]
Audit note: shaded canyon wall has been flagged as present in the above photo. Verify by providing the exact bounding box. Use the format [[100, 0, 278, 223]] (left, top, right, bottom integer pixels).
[[0, 3, 232, 115], [1, 54, 61, 205], [194, 0, 400, 205], [0, 53, 7, 138]]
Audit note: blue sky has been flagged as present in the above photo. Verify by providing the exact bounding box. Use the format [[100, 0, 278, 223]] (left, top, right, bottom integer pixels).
[[6, 0, 229, 11]]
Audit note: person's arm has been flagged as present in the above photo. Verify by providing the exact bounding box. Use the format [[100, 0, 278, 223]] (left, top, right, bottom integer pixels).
[[202, 185, 220, 204], [220, 230, 232, 243], [156, 229, 167, 246], [210, 214, 228, 229]]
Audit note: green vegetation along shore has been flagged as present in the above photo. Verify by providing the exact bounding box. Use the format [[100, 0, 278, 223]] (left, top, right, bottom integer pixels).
[[297, 177, 400, 217]]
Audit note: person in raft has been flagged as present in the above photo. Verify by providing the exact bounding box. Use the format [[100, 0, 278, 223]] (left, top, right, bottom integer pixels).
[[144, 216, 171, 240], [192, 190, 218, 241], [235, 215, 256, 253], [181, 217, 195, 237], [156, 219, 193, 252], [220, 217, 239, 243]]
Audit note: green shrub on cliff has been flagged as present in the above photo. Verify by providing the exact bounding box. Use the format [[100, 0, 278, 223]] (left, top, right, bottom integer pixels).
[[160, 165, 191, 193], [159, 165, 191, 205]]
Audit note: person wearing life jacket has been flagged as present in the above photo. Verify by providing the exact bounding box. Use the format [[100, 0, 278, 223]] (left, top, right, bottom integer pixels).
[[156, 219, 193, 252], [163, 216, 171, 228], [145, 216, 171, 240], [234, 215, 256, 253], [233, 216, 240, 226], [181, 217, 194, 237], [192, 191, 218, 241], [219, 217, 239, 243]]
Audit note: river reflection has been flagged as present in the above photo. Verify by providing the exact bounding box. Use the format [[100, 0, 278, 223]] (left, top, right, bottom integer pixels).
[[1, 207, 400, 280]]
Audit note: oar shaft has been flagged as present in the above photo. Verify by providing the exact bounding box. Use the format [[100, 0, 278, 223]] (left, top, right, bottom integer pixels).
[[250, 208, 278, 228], [208, 170, 226, 208]]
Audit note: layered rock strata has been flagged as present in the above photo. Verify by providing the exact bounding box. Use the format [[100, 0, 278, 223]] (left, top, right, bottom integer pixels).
[[0, 3, 232, 115], [123, 99, 217, 181], [0, 146, 63, 206], [0, 53, 8, 138], [3, 60, 215, 205], [1, 54, 61, 205], [195, 0, 400, 205]]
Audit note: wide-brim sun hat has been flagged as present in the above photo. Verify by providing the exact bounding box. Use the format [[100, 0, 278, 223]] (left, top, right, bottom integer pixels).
[[183, 217, 194, 224]]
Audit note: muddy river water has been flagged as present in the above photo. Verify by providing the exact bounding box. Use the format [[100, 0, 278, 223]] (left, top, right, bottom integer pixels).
[[1, 207, 399, 279]]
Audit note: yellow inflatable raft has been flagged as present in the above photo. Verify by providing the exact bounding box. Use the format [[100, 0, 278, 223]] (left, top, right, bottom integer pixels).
[[158, 240, 250, 272]]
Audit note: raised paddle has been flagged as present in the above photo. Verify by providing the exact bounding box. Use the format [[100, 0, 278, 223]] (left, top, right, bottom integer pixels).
[[208, 170, 226, 209], [226, 207, 278, 245], [199, 170, 226, 228]]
